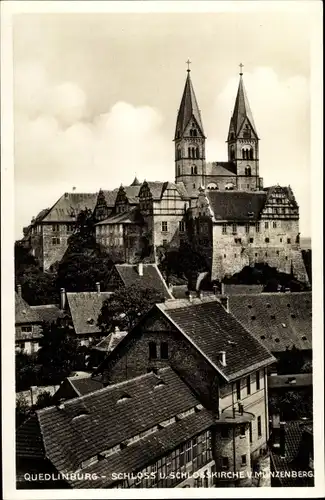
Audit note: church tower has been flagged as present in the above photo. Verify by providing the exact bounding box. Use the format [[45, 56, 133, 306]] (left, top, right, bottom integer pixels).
[[227, 65, 262, 191], [174, 61, 206, 194]]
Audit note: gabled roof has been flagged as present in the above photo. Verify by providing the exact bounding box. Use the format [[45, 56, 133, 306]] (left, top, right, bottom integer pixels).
[[42, 193, 98, 223], [142, 180, 190, 201], [116, 185, 141, 205], [68, 376, 104, 396], [205, 190, 267, 222], [16, 367, 214, 488], [265, 185, 299, 209], [175, 71, 205, 139], [101, 190, 119, 207], [207, 162, 237, 177], [130, 176, 141, 187], [93, 329, 128, 353], [228, 292, 312, 352], [30, 304, 64, 324], [229, 74, 258, 138], [223, 284, 264, 295], [113, 263, 174, 300], [157, 296, 275, 381], [66, 292, 113, 335], [15, 293, 41, 324], [96, 208, 143, 226]]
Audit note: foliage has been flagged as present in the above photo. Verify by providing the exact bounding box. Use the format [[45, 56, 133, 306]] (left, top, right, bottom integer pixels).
[[16, 352, 42, 391], [158, 242, 208, 286], [37, 323, 87, 384], [16, 393, 30, 428], [276, 346, 306, 375], [98, 285, 166, 332], [15, 241, 57, 305], [65, 208, 97, 254], [269, 388, 313, 420], [35, 391, 53, 409], [301, 360, 312, 373]]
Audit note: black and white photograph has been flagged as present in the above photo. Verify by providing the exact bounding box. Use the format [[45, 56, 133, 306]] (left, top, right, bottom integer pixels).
[[1, 1, 323, 498]]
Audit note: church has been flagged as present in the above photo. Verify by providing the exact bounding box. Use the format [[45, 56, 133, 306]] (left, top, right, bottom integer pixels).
[[24, 65, 309, 285]]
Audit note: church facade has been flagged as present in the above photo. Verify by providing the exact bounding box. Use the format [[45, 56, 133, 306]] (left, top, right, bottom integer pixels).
[[23, 66, 309, 285]]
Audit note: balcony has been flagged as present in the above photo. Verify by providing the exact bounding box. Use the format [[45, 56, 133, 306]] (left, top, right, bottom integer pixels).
[[216, 407, 255, 424]]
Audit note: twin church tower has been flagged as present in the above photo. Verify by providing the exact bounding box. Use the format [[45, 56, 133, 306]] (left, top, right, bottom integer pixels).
[[174, 62, 263, 195]]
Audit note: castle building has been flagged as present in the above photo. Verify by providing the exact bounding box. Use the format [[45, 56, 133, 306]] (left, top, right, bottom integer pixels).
[[22, 65, 309, 285]]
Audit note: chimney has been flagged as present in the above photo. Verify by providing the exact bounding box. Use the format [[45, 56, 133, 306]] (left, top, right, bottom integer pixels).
[[96, 282, 101, 293], [219, 351, 226, 367], [114, 325, 120, 333], [137, 262, 143, 276], [220, 296, 229, 313], [188, 292, 193, 303], [17, 284, 22, 297], [213, 284, 218, 295], [220, 282, 225, 295], [279, 421, 286, 457], [60, 288, 66, 310]]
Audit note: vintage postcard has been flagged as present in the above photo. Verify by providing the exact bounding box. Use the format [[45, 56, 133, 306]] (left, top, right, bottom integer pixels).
[[1, 1, 324, 498]]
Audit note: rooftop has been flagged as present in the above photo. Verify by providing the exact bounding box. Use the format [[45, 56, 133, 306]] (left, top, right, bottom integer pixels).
[[228, 292, 312, 352], [93, 329, 128, 353], [66, 291, 113, 335], [158, 296, 275, 381], [112, 263, 173, 300], [15, 292, 41, 325], [30, 304, 64, 324], [205, 190, 267, 222], [17, 367, 214, 488]]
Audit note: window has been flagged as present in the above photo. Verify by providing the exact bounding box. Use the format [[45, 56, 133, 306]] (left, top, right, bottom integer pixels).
[[222, 223, 227, 234], [245, 166, 251, 176], [149, 342, 157, 359], [256, 371, 260, 390], [257, 416, 262, 437], [221, 427, 229, 438], [222, 457, 229, 468], [273, 221, 277, 228], [245, 223, 250, 233], [196, 147, 200, 159], [246, 375, 251, 395], [236, 380, 241, 400], [240, 425, 246, 437], [241, 454, 247, 466], [177, 165, 181, 176], [249, 422, 253, 443], [179, 444, 185, 467], [21, 326, 32, 333], [66, 224, 74, 232], [249, 238, 254, 243], [52, 237, 60, 245], [287, 238, 291, 244], [160, 342, 168, 359], [255, 222, 260, 233], [193, 183, 196, 189], [265, 237, 270, 243], [232, 223, 237, 235], [265, 222, 269, 229], [162, 239, 167, 246], [179, 221, 185, 232], [161, 221, 168, 232], [52, 224, 59, 232]]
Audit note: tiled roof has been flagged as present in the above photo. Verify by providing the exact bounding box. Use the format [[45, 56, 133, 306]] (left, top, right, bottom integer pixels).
[[223, 284, 264, 295], [16, 415, 46, 460], [268, 373, 312, 389], [66, 292, 113, 335], [271, 419, 313, 486], [206, 190, 267, 221], [114, 263, 173, 300], [68, 376, 104, 396], [175, 71, 205, 138], [96, 208, 143, 226], [42, 193, 98, 222], [30, 304, 63, 324], [144, 181, 189, 201], [93, 329, 128, 353], [123, 185, 141, 204], [15, 293, 41, 324], [228, 292, 312, 352], [207, 162, 236, 177], [158, 296, 275, 381], [16, 367, 214, 488]]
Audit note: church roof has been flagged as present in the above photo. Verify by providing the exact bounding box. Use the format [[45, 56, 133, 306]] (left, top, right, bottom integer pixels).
[[230, 75, 258, 138], [205, 190, 267, 222], [175, 71, 205, 138]]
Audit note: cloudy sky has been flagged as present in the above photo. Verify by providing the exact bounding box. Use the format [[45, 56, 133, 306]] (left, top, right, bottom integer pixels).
[[13, 6, 316, 238]]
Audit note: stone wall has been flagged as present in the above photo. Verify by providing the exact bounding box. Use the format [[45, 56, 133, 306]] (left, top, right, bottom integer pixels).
[[42, 223, 72, 271]]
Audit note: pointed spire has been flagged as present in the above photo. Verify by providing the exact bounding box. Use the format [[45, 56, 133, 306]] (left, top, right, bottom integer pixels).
[[175, 64, 205, 139], [131, 175, 140, 186], [230, 68, 258, 137]]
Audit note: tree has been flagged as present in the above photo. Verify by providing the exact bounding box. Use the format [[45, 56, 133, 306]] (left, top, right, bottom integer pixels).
[[98, 286, 166, 332], [65, 208, 98, 254], [15, 241, 57, 305], [159, 242, 208, 286], [35, 391, 53, 410], [277, 346, 305, 375], [16, 393, 30, 428], [37, 323, 87, 384], [16, 351, 42, 391]]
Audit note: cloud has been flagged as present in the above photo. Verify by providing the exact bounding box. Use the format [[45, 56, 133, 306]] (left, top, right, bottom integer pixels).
[[207, 67, 310, 235], [14, 63, 171, 236]]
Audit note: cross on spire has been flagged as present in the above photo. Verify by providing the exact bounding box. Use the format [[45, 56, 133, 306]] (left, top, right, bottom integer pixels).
[[239, 62, 244, 76], [186, 59, 192, 72]]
